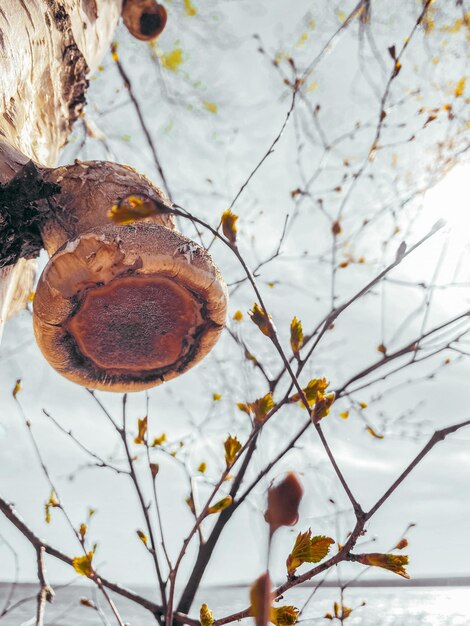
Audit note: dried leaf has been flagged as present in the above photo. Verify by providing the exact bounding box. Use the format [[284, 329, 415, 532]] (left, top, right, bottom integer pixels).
[[150, 463, 160, 478], [137, 530, 148, 546], [331, 221, 342, 236], [186, 495, 195, 514], [355, 553, 410, 578], [221, 209, 238, 244], [134, 417, 148, 445], [394, 538, 409, 550], [79, 523, 88, 539], [111, 42, 119, 62], [290, 317, 304, 356], [151, 433, 166, 447], [265, 472, 303, 533], [250, 573, 272, 626], [365, 426, 384, 439], [286, 530, 335, 575]]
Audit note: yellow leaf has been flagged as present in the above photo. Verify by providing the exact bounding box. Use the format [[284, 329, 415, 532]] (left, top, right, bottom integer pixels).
[[184, 0, 197, 16], [221, 209, 238, 244], [203, 100, 218, 114], [337, 9, 346, 22], [108, 194, 161, 225], [359, 402, 368, 409], [186, 495, 195, 513], [79, 523, 88, 539], [27, 291, 35, 302], [366, 426, 384, 439], [111, 42, 119, 62], [72, 552, 94, 577], [340, 411, 349, 419], [207, 495, 232, 514], [286, 530, 335, 575], [161, 48, 184, 72], [45, 490, 60, 524], [151, 433, 166, 447], [237, 402, 250, 415], [312, 392, 335, 423], [12, 379, 21, 399], [455, 77, 466, 98], [356, 553, 409, 578], [137, 530, 148, 546], [440, 15, 470, 33], [134, 416, 147, 445], [213, 393, 222, 401], [200, 603, 214, 626], [297, 31, 308, 46], [224, 435, 242, 466], [290, 317, 304, 356], [198, 461, 207, 473], [307, 81, 318, 93], [249, 303, 274, 337], [233, 310, 243, 321], [270, 605, 299, 626], [249, 393, 275, 423], [289, 378, 329, 406]]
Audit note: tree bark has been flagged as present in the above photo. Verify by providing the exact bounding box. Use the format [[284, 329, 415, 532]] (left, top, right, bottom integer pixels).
[[0, 0, 121, 340]]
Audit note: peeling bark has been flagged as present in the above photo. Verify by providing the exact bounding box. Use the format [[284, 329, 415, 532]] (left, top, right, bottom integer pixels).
[[0, 0, 121, 340]]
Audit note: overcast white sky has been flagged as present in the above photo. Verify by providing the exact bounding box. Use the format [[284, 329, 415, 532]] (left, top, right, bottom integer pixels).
[[0, 0, 469, 595]]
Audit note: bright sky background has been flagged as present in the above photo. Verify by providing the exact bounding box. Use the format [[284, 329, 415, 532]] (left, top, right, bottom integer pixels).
[[0, 0, 469, 597]]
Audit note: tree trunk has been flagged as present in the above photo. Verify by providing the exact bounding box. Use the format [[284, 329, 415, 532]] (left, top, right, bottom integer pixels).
[[0, 0, 121, 340]]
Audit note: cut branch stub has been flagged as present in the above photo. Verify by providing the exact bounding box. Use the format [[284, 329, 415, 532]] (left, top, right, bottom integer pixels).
[[122, 0, 168, 41], [32, 161, 227, 392]]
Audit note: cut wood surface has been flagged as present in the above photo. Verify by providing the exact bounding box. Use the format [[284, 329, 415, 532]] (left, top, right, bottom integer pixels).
[[0, 0, 121, 340]]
